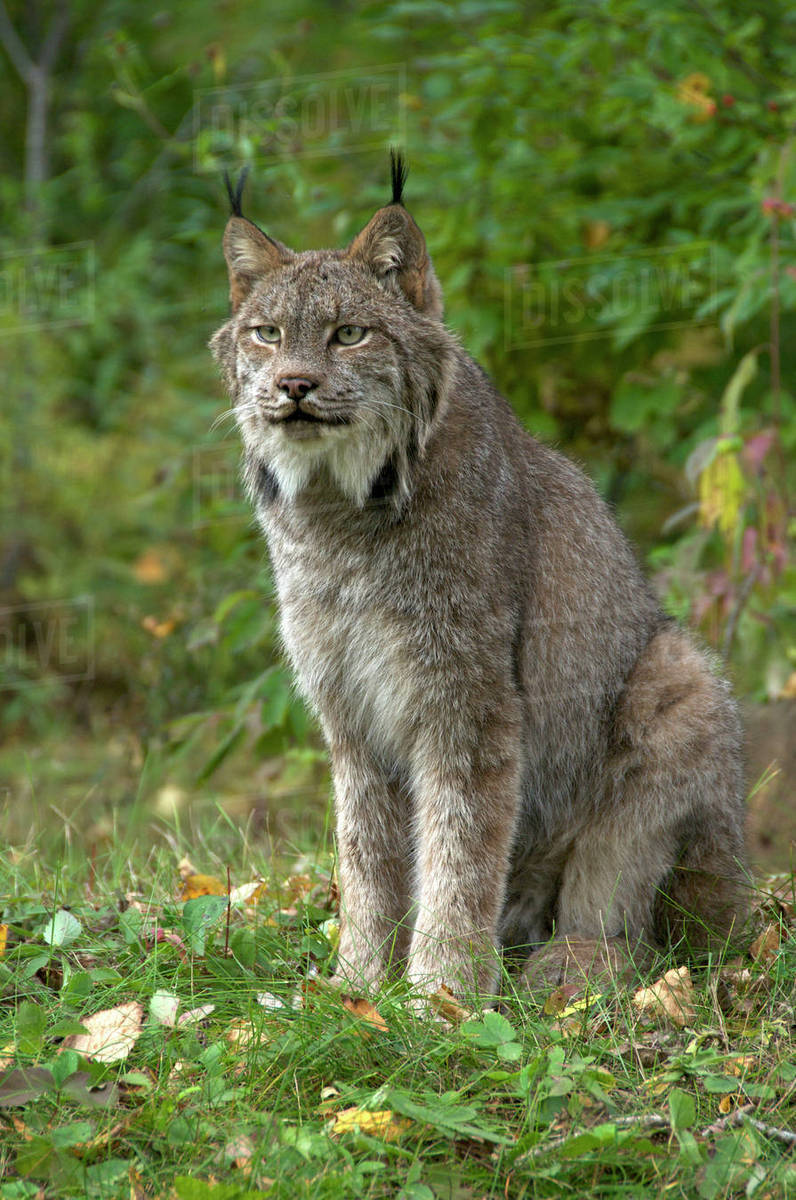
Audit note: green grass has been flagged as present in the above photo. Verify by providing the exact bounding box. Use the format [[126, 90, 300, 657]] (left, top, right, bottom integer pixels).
[[0, 822, 794, 1200]]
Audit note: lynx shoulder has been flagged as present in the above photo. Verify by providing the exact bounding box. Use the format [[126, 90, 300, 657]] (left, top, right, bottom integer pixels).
[[210, 156, 748, 996]]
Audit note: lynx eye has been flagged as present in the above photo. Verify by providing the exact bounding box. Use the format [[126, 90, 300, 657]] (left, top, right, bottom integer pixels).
[[253, 324, 281, 345], [334, 324, 367, 346]]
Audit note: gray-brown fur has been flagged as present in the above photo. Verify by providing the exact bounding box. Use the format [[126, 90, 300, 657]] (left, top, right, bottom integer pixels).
[[210, 160, 748, 996]]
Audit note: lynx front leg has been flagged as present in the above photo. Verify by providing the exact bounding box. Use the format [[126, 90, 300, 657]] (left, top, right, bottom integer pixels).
[[407, 718, 522, 996], [329, 738, 412, 990]]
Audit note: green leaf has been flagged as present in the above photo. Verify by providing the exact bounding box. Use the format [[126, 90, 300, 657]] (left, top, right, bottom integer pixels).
[[669, 1086, 696, 1131], [182, 895, 228, 955], [16, 1001, 47, 1056]]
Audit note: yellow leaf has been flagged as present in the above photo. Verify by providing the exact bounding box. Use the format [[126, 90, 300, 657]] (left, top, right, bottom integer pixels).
[[331, 1107, 410, 1141], [719, 1093, 733, 1114], [697, 444, 745, 538], [341, 995, 389, 1032], [0, 924, 7, 957], [133, 549, 170, 584], [180, 874, 227, 900], [633, 966, 696, 1027], [676, 73, 716, 121], [141, 615, 177, 638]]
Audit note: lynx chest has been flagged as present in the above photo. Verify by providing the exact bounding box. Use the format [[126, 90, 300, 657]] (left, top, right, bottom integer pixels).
[[269, 526, 419, 760]]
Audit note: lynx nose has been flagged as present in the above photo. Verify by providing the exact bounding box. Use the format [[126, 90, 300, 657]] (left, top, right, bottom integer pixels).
[[277, 375, 318, 401]]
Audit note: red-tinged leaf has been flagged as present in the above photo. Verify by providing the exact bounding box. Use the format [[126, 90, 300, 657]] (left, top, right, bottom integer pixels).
[[0, 1066, 54, 1106]]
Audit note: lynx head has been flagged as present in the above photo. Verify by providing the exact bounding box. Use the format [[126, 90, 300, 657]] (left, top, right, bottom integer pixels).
[[209, 154, 454, 510]]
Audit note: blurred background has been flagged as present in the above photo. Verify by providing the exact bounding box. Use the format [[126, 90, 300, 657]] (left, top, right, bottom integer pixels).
[[0, 0, 793, 873]]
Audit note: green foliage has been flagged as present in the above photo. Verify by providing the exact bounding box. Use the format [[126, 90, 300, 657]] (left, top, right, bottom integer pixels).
[[0, 1, 793, 807]]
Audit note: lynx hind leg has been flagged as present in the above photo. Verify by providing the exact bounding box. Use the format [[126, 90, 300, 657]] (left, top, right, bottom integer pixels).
[[556, 626, 748, 957]]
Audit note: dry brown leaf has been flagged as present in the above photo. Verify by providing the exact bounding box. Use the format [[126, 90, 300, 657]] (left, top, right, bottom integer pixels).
[[62, 1001, 143, 1063], [543, 984, 580, 1016], [331, 1106, 410, 1140], [427, 985, 473, 1024], [341, 995, 388, 1032], [180, 873, 227, 900], [725, 1054, 757, 1076], [750, 923, 781, 964], [633, 966, 696, 1027], [224, 1134, 254, 1169], [285, 874, 313, 902], [753, 875, 795, 922]]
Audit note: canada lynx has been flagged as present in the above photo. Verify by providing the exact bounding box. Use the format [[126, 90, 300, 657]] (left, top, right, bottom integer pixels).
[[210, 156, 747, 996]]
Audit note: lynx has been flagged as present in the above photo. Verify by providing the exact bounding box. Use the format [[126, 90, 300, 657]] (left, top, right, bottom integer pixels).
[[210, 156, 748, 997]]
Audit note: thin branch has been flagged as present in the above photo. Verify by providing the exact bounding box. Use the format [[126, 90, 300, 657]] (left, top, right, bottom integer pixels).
[[40, 1, 69, 71], [0, 0, 33, 81], [702, 1105, 796, 1148], [722, 567, 759, 662]]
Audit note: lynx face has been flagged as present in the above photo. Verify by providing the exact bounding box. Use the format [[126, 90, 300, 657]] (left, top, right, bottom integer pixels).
[[210, 192, 450, 507]]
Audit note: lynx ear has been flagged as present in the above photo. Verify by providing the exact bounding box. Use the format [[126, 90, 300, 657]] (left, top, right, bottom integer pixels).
[[347, 204, 443, 319], [222, 217, 292, 311]]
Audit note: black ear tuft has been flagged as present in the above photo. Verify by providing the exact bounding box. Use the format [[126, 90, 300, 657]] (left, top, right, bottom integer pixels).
[[223, 167, 250, 217], [390, 150, 408, 206]]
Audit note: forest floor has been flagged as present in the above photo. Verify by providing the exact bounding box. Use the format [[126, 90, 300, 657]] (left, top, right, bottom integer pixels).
[[0, 718, 794, 1199]]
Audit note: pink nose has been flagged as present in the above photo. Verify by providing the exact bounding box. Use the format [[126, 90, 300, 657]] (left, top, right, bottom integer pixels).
[[277, 376, 318, 401]]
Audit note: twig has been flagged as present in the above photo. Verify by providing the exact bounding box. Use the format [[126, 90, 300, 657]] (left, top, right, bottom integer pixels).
[[514, 1114, 670, 1164], [701, 1105, 796, 1147], [722, 567, 759, 661], [224, 865, 232, 956]]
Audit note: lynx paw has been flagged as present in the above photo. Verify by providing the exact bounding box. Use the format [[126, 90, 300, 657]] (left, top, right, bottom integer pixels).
[[520, 936, 652, 996]]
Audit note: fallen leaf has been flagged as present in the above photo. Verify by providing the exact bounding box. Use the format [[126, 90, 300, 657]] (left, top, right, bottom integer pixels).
[[633, 966, 696, 1027], [133, 549, 169, 584], [285, 874, 313, 902], [0, 924, 7, 957], [341, 995, 388, 1032], [256, 992, 290, 1011], [544, 984, 580, 1016], [750, 924, 781, 964], [427, 986, 473, 1025], [223, 1133, 254, 1169], [141, 615, 177, 638], [61, 1002, 143, 1063], [331, 1106, 410, 1140], [230, 879, 268, 906], [150, 990, 180, 1028], [180, 873, 227, 900], [179, 1004, 215, 1027]]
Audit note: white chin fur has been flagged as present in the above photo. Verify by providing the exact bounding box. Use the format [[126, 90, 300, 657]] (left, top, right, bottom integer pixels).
[[256, 421, 394, 507]]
